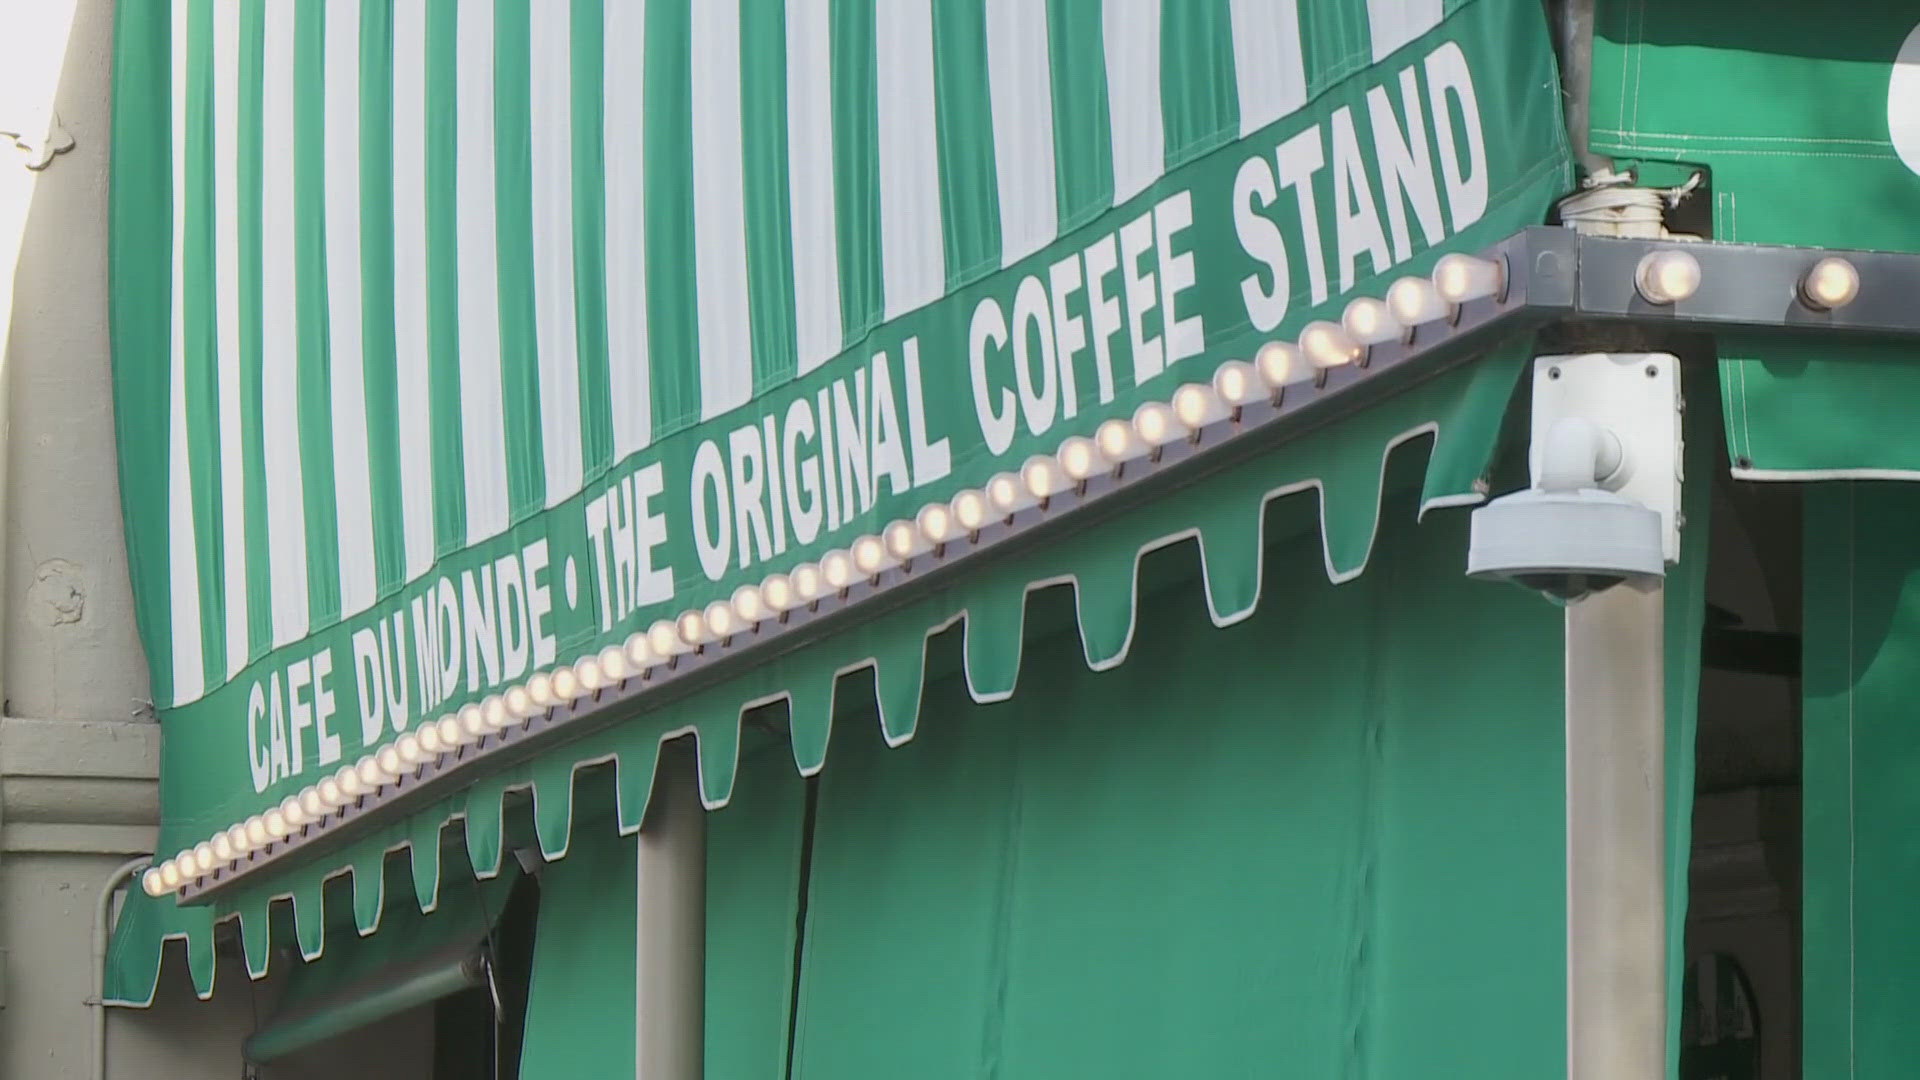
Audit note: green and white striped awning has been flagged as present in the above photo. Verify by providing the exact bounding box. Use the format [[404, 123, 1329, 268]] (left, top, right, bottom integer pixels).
[[106, 0, 1570, 1001]]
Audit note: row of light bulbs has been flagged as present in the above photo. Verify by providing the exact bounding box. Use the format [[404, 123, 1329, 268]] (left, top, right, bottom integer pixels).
[[142, 251, 1519, 899]]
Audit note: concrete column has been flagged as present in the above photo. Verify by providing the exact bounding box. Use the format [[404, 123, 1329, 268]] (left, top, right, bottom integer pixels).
[[1564, 584, 1667, 1079], [634, 744, 706, 1078]]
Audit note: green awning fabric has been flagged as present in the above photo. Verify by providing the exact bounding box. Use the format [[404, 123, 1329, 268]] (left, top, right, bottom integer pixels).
[[1589, 2, 1920, 479], [106, 336, 1535, 1006], [243, 866, 517, 1062], [1802, 482, 1920, 1077]]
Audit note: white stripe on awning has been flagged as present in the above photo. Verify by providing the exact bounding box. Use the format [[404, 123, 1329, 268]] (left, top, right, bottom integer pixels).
[[985, 0, 1059, 266], [786, 0, 842, 375], [690, 0, 755, 420], [261, 0, 311, 648], [326, 0, 378, 617], [874, 0, 945, 321], [1229, 0, 1308, 138], [392, 0, 436, 579], [168, 0, 204, 703], [1102, 0, 1164, 204], [213, 0, 249, 677], [1366, 0, 1444, 62], [456, 0, 510, 542], [604, 0, 654, 460], [530, 6, 584, 506]]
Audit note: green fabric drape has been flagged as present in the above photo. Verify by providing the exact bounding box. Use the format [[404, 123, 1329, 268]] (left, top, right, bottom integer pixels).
[[787, 489, 1569, 1078], [1801, 482, 1920, 1077]]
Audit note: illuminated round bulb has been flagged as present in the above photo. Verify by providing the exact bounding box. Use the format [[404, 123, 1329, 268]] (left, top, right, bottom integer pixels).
[[1213, 361, 1262, 406], [705, 600, 738, 637], [226, 825, 251, 855], [791, 562, 824, 601], [355, 756, 386, 789], [647, 619, 684, 658], [576, 655, 607, 690], [1096, 418, 1143, 462], [505, 685, 536, 719], [1433, 253, 1505, 304], [821, 549, 854, 590], [435, 715, 466, 746], [952, 489, 991, 531], [280, 795, 306, 827], [676, 608, 711, 646], [1341, 297, 1403, 345], [852, 535, 891, 576], [193, 842, 216, 875], [1172, 383, 1228, 428], [1255, 341, 1300, 389], [377, 745, 404, 774], [761, 574, 795, 613], [915, 504, 954, 544], [142, 867, 167, 896], [1635, 250, 1702, 305], [459, 703, 488, 737], [1387, 276, 1451, 325], [1300, 321, 1361, 369], [416, 723, 443, 755], [246, 816, 271, 846], [212, 832, 234, 863], [159, 860, 182, 890], [1022, 454, 1067, 499], [299, 787, 325, 819], [731, 584, 767, 624], [1133, 401, 1187, 447], [264, 809, 289, 839], [1802, 256, 1860, 310], [884, 519, 922, 560]]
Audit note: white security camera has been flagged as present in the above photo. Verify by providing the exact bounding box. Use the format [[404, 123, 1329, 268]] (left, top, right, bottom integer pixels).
[[1467, 416, 1665, 604]]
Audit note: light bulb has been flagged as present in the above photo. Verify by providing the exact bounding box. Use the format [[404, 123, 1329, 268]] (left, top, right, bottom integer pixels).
[[884, 519, 924, 560], [792, 563, 823, 601], [1299, 321, 1361, 369], [1802, 256, 1859, 310], [505, 685, 535, 719], [356, 756, 386, 789], [598, 645, 631, 681], [280, 795, 307, 827], [952, 489, 991, 531], [159, 860, 182, 890], [143, 867, 167, 896], [1255, 341, 1301, 389], [417, 723, 443, 755], [527, 671, 556, 706], [246, 816, 271, 846], [915, 504, 954, 544], [377, 744, 404, 774], [821, 549, 854, 590], [1133, 401, 1187, 447], [1635, 250, 1702, 305], [576, 655, 607, 690], [647, 619, 684, 658], [1433, 253, 1505, 304], [1341, 297, 1402, 345], [852, 535, 891, 576], [193, 841, 216, 874], [264, 808, 289, 839], [299, 787, 326, 818], [1388, 275, 1451, 325], [987, 471, 1033, 514], [1022, 456, 1067, 500], [460, 703, 488, 737], [212, 832, 234, 862], [1172, 383, 1228, 428], [436, 714, 466, 746], [624, 632, 654, 670], [761, 574, 795, 612], [705, 599, 738, 637], [1096, 418, 1142, 462], [731, 584, 767, 624], [1213, 361, 1262, 406]]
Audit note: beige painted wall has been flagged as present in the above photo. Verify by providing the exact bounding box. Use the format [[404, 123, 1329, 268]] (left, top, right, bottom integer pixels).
[[1, 1, 436, 1076]]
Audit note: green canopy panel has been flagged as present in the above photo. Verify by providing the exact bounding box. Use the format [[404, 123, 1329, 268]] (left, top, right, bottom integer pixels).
[[1589, 1, 1920, 479], [107, 337, 1533, 1005]]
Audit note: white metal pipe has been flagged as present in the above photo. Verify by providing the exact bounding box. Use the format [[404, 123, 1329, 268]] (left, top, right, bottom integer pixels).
[[1564, 585, 1666, 1079], [91, 856, 153, 1080], [634, 747, 705, 1078]]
